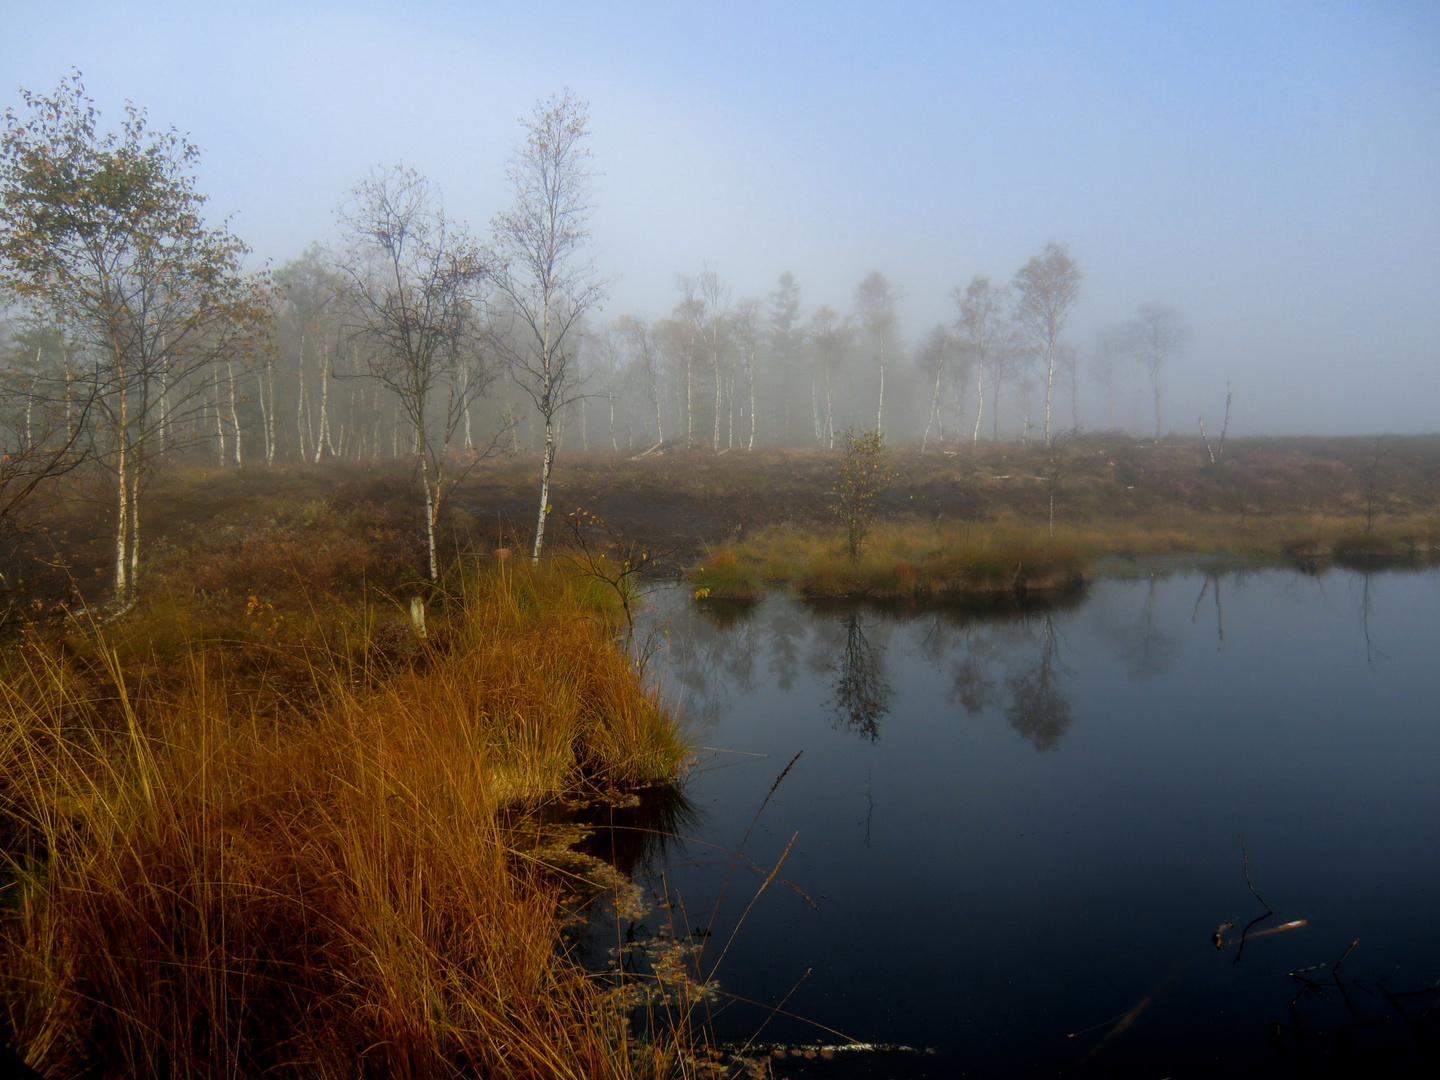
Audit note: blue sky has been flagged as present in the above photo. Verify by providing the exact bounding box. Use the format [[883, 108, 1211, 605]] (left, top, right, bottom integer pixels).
[[3, 0, 1437, 433]]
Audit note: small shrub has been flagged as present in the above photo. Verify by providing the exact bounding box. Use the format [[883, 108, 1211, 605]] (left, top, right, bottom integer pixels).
[[832, 429, 892, 561]]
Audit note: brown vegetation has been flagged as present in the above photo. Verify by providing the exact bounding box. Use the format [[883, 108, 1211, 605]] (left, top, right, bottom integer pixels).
[[0, 560, 691, 1079], [681, 435, 1439, 598], [455, 434, 1440, 559], [7, 434, 1436, 614], [0, 434, 1435, 1074]]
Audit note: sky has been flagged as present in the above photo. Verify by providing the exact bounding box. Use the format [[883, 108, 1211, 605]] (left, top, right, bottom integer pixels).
[[3, 0, 1437, 434]]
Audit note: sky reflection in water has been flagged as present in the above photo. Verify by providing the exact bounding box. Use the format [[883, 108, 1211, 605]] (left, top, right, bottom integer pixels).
[[629, 568, 1440, 1078]]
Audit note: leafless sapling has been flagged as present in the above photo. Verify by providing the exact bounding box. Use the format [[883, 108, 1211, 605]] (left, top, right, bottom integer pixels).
[[337, 165, 497, 582], [1123, 302, 1187, 442], [489, 91, 607, 562]]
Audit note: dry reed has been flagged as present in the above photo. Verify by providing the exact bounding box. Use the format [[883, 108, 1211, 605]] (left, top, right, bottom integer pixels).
[[0, 562, 689, 1079], [690, 511, 1440, 600]]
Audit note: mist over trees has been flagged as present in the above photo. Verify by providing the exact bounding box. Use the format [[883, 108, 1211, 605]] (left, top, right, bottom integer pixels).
[[0, 75, 1221, 589]]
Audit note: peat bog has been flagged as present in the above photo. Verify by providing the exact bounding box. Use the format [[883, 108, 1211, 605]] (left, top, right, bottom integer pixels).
[[0, 438, 1437, 1078]]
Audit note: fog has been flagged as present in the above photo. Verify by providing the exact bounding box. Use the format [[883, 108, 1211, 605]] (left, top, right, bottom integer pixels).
[[4, 0, 1437, 437]]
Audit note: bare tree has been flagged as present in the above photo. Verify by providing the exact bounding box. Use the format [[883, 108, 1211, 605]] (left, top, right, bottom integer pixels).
[[1124, 301, 1187, 441], [916, 323, 954, 452], [1013, 242, 1082, 445], [337, 165, 493, 582], [731, 297, 762, 450], [490, 91, 605, 562], [273, 247, 347, 464], [617, 314, 664, 447], [586, 322, 626, 450], [1090, 323, 1129, 431], [1199, 381, 1234, 464], [808, 305, 847, 448], [854, 271, 898, 435], [669, 275, 704, 447], [954, 276, 1007, 442], [697, 265, 731, 449], [767, 272, 804, 444]]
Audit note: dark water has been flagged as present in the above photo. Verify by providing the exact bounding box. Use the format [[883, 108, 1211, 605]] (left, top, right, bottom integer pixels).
[[615, 567, 1440, 1078]]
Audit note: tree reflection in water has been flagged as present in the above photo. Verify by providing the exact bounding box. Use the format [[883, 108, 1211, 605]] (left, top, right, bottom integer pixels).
[[826, 612, 892, 742], [650, 587, 1085, 752], [1003, 614, 1073, 751]]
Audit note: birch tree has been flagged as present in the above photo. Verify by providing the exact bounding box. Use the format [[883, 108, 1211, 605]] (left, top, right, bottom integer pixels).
[[954, 276, 1009, 441], [917, 323, 954, 452], [1124, 302, 1187, 441], [0, 75, 267, 609], [1013, 242, 1082, 445], [854, 271, 897, 435], [617, 314, 664, 447], [337, 165, 493, 581], [669, 276, 704, 447], [808, 305, 846, 448], [274, 248, 345, 463], [698, 266, 731, 449], [1090, 323, 1129, 431], [731, 297, 761, 450], [490, 91, 605, 562], [767, 272, 804, 444]]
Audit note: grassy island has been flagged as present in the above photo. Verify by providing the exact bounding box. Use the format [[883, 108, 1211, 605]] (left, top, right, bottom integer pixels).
[[680, 436, 1440, 600]]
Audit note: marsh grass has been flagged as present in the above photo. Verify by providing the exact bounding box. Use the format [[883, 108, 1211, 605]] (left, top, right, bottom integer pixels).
[[694, 521, 1088, 599], [692, 510, 1440, 600], [687, 552, 763, 601], [0, 562, 697, 1079]]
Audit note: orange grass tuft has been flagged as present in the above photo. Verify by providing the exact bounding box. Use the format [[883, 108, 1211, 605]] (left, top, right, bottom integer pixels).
[[0, 563, 687, 1079]]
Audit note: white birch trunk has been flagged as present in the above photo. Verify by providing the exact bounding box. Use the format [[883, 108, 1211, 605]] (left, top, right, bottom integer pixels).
[[296, 336, 309, 462], [1044, 340, 1055, 444], [226, 359, 242, 466], [748, 356, 756, 450], [256, 366, 271, 464], [972, 364, 985, 442], [922, 361, 944, 453], [876, 340, 886, 435], [215, 372, 227, 466]]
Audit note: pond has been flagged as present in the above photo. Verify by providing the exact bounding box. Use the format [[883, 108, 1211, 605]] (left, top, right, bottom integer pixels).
[[600, 566, 1440, 1078]]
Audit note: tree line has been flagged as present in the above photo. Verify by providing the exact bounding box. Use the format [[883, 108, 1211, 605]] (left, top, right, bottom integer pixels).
[[0, 74, 1189, 611]]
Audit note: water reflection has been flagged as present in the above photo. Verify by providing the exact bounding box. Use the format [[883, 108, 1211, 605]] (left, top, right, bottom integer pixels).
[[824, 613, 892, 741], [1004, 614, 1073, 751], [635, 569, 1440, 1076], [677, 590, 1085, 751], [1191, 572, 1226, 647]]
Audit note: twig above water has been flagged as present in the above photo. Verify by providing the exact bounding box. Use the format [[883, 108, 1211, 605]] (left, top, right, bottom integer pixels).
[[1240, 833, 1274, 913], [1232, 834, 1283, 964]]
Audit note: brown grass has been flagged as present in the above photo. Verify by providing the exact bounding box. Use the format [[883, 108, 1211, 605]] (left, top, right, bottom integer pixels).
[[690, 507, 1440, 601], [692, 521, 1088, 600], [0, 562, 691, 1079]]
